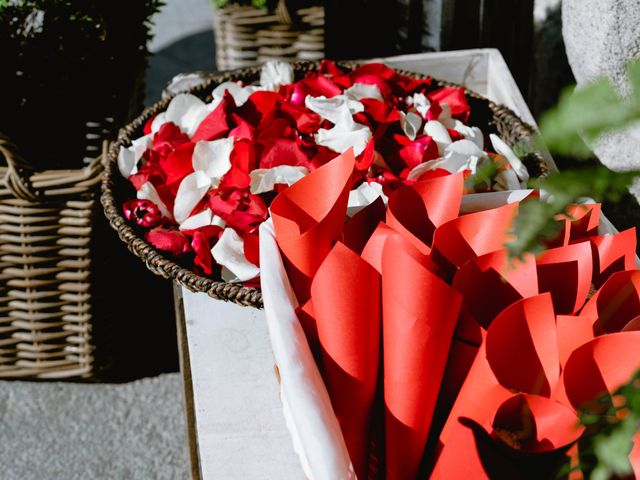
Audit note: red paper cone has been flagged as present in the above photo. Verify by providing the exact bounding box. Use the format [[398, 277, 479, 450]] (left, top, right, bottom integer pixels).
[[311, 242, 381, 479], [382, 236, 462, 480], [271, 150, 355, 303]]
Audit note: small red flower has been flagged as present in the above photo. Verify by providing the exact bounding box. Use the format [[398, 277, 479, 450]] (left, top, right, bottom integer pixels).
[[123, 199, 162, 228]]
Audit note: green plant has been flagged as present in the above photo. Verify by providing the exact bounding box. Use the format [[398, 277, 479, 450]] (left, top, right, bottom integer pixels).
[[506, 58, 640, 258], [212, 0, 272, 9], [0, 0, 164, 169], [575, 370, 640, 480]]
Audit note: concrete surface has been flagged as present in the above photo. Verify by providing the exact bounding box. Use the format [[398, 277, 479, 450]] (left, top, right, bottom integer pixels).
[[0, 374, 188, 480]]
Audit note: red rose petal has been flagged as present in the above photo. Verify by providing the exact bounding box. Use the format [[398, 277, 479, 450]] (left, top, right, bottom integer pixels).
[[159, 141, 196, 186], [191, 93, 233, 142], [428, 87, 471, 122], [146, 227, 193, 257], [152, 122, 190, 158]]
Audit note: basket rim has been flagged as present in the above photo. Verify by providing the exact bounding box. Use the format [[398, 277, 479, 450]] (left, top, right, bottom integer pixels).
[[101, 60, 544, 309]]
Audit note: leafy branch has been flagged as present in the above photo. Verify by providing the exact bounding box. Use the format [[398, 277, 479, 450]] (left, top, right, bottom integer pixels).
[[577, 370, 640, 480], [506, 58, 640, 258]]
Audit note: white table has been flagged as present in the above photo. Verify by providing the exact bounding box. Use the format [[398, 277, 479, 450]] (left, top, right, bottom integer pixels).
[[175, 48, 565, 479]]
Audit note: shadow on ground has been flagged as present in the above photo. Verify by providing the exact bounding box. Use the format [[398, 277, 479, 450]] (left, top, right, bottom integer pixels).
[[146, 30, 217, 106]]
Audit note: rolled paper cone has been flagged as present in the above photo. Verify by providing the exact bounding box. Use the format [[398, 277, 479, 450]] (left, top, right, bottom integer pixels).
[[430, 415, 520, 480], [548, 203, 601, 248], [490, 394, 583, 454], [453, 249, 538, 329], [361, 222, 438, 276], [311, 242, 381, 480], [536, 240, 593, 315], [555, 315, 595, 367], [385, 172, 464, 254], [582, 269, 640, 334], [271, 149, 355, 303], [342, 197, 386, 255], [433, 394, 583, 479], [564, 204, 601, 241], [440, 294, 559, 446], [381, 235, 462, 480], [588, 227, 637, 288], [431, 202, 518, 279], [562, 331, 640, 410]]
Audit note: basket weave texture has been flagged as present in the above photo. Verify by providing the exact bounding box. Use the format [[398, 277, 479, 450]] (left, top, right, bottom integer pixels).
[[214, 0, 324, 70], [101, 61, 546, 311], [0, 135, 104, 378]]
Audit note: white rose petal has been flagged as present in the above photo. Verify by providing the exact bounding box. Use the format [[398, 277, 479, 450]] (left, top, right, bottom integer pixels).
[[164, 93, 206, 134], [494, 168, 522, 191], [453, 120, 484, 150], [212, 215, 226, 228], [438, 104, 455, 128], [315, 123, 372, 156], [250, 166, 309, 194], [173, 171, 213, 224], [445, 139, 486, 161], [211, 228, 260, 283], [151, 112, 167, 134], [118, 133, 152, 178], [179, 208, 213, 231], [424, 120, 453, 155], [407, 139, 488, 180], [212, 81, 260, 107], [260, 60, 294, 91], [399, 112, 423, 141], [305, 95, 364, 129], [345, 83, 384, 102], [185, 102, 220, 137], [490, 134, 530, 183], [192, 137, 234, 182], [406, 93, 431, 118], [137, 182, 173, 221], [347, 181, 388, 217], [118, 147, 136, 178]]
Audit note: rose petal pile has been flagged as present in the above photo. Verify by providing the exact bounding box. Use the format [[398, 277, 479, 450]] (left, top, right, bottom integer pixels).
[[268, 150, 640, 480], [119, 60, 529, 284]]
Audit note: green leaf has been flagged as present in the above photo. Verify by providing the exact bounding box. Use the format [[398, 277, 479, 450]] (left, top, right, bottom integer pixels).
[[540, 58, 640, 158], [590, 416, 636, 480], [507, 166, 639, 259]]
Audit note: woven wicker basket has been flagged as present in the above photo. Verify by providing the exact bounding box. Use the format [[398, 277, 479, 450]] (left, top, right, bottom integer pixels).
[[214, 0, 324, 70], [0, 134, 105, 378], [102, 61, 546, 310]]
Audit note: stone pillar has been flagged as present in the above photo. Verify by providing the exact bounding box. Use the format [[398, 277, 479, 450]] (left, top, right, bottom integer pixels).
[[562, 0, 640, 200]]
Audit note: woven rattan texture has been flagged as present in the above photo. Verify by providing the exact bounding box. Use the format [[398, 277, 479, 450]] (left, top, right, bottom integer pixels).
[[0, 134, 103, 378], [102, 61, 546, 310], [214, 2, 324, 71]]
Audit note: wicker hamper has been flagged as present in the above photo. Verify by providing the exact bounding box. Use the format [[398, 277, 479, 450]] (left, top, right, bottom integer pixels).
[[101, 61, 547, 311], [0, 135, 104, 378], [214, 0, 324, 70]]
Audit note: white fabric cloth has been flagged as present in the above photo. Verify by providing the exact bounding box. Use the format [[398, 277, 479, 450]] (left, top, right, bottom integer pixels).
[[259, 220, 355, 480]]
